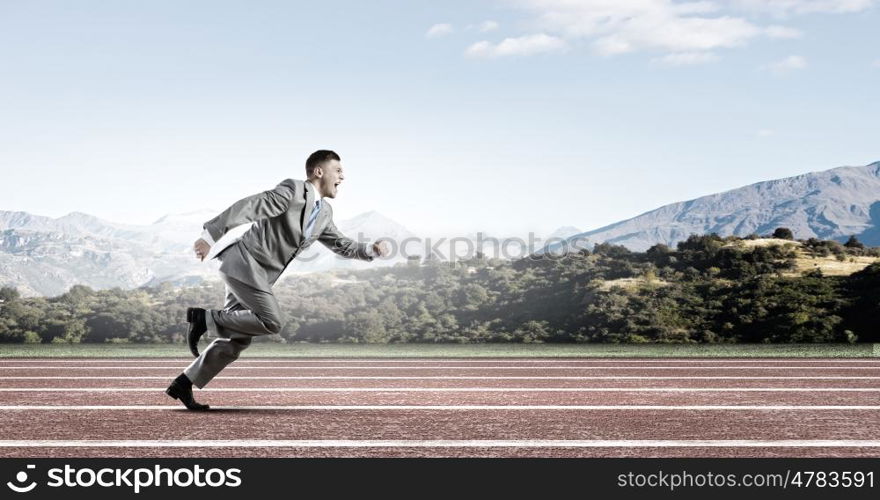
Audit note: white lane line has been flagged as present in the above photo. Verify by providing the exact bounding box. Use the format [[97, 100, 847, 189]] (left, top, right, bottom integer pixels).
[[3, 359, 878, 363], [0, 387, 878, 392], [1, 376, 878, 380], [1, 366, 877, 370], [0, 405, 878, 410], [1, 439, 879, 448]]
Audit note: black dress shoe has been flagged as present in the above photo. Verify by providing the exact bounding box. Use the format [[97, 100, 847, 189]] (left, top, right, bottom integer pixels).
[[186, 307, 208, 357], [165, 380, 210, 411]]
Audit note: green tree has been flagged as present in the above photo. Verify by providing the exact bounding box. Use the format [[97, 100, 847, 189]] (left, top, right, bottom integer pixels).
[[844, 235, 865, 249], [773, 227, 794, 240]]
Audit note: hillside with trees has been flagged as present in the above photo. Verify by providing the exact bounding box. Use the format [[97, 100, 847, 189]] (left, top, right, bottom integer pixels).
[[1, 231, 879, 344]]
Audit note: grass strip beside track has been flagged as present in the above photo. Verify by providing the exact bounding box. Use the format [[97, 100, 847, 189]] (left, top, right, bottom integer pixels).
[[0, 343, 876, 358]]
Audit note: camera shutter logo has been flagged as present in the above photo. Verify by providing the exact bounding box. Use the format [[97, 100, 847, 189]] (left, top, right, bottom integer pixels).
[[7, 464, 37, 493]]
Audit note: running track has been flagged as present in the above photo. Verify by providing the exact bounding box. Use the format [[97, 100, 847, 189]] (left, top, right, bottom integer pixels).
[[0, 357, 878, 458]]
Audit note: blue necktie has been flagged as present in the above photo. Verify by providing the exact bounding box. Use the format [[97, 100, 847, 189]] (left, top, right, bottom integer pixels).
[[304, 199, 322, 239]]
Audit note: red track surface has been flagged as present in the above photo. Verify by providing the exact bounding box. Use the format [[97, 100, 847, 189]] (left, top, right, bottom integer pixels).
[[0, 357, 878, 458]]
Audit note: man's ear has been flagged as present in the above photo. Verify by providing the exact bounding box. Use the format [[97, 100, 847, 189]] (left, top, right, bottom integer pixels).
[[313, 166, 324, 178]]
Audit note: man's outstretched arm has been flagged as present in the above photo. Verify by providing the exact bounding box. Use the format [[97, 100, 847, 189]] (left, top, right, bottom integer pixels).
[[318, 219, 388, 260]]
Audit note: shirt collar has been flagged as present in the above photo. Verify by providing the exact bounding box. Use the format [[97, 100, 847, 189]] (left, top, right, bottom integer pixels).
[[306, 180, 324, 201]]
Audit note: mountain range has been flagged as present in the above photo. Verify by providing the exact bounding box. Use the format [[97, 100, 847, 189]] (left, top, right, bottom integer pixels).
[[3, 160, 879, 295], [551, 161, 880, 252], [0, 209, 413, 296]]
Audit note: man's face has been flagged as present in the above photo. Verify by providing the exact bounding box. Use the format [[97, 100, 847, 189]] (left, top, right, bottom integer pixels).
[[315, 159, 344, 198]]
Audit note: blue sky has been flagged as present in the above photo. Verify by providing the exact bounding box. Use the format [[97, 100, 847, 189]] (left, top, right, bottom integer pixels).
[[1, 0, 877, 237]]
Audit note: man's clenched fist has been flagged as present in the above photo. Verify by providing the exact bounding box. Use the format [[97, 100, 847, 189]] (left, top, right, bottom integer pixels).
[[194, 238, 212, 261], [372, 240, 390, 258]]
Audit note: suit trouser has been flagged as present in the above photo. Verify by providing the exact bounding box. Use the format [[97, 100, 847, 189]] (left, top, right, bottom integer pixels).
[[184, 272, 282, 388]]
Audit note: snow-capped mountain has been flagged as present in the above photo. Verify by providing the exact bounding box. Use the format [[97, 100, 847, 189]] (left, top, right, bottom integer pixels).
[[0, 208, 412, 296]]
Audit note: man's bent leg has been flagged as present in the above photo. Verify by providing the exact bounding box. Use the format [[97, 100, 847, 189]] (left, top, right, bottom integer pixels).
[[183, 274, 280, 388], [184, 334, 253, 388], [208, 273, 283, 336], [203, 282, 242, 339]]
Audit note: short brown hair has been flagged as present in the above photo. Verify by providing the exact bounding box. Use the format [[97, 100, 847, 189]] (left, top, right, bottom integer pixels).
[[305, 150, 341, 177]]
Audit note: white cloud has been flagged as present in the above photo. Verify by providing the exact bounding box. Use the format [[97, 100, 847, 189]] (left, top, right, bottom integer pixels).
[[426, 23, 454, 39], [479, 20, 500, 32], [765, 54, 807, 73], [651, 51, 720, 66], [730, 0, 875, 15], [499, 0, 782, 57], [463, 0, 870, 61], [756, 129, 775, 137], [764, 25, 803, 38], [465, 34, 568, 58]]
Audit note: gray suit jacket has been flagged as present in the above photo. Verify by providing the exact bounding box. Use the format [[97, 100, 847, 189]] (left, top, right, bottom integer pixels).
[[203, 179, 373, 289]]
